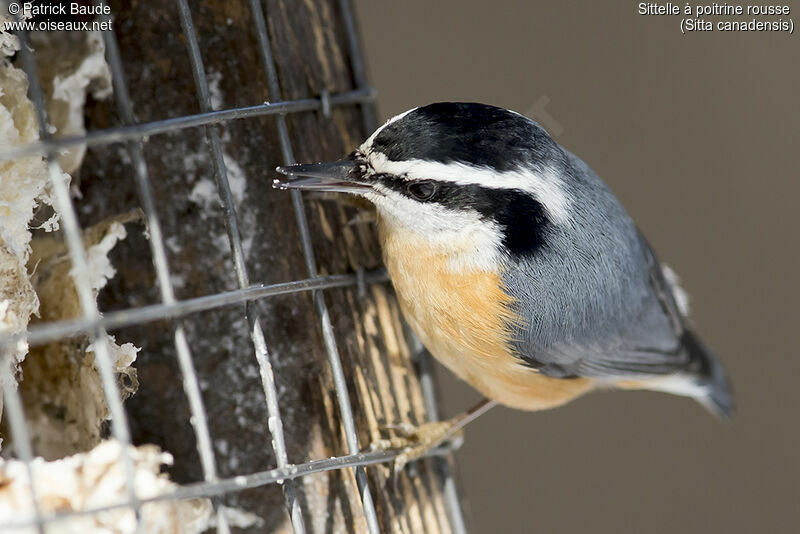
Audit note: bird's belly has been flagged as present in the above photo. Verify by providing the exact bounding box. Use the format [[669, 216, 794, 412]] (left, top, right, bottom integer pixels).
[[380, 228, 593, 411]]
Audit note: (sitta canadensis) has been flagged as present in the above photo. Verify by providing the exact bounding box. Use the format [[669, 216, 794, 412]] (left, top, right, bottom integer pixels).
[[274, 102, 733, 464]]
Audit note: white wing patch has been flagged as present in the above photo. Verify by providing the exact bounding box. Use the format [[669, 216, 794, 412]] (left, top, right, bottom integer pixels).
[[662, 264, 691, 316], [641, 373, 706, 400]]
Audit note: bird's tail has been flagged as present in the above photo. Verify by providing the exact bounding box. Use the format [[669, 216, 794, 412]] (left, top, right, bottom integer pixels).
[[683, 330, 735, 420]]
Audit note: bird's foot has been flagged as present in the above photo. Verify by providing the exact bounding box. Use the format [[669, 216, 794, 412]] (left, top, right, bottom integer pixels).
[[369, 419, 463, 478]]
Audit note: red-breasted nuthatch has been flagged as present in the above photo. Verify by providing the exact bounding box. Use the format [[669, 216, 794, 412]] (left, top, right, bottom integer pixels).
[[274, 102, 733, 464]]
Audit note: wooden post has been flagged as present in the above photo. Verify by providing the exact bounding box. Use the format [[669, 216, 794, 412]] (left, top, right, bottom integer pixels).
[[77, 1, 459, 531]]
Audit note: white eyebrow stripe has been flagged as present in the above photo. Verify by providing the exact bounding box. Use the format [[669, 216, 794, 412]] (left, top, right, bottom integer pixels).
[[365, 151, 572, 224]]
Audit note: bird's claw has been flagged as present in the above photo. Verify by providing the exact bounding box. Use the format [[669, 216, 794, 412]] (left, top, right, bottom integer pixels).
[[368, 420, 463, 488]]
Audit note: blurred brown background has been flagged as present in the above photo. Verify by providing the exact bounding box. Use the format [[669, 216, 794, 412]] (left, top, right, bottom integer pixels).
[[354, 1, 798, 533]]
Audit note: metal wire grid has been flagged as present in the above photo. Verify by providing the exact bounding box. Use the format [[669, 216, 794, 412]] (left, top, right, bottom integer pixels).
[[0, 1, 468, 533]]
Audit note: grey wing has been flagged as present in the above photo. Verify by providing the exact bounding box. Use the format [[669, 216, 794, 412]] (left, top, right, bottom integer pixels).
[[542, 231, 734, 417], [504, 145, 698, 381], [508, 230, 694, 380], [570, 230, 693, 378]]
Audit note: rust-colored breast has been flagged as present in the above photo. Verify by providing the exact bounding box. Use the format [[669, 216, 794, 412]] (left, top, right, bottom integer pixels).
[[379, 219, 593, 411]]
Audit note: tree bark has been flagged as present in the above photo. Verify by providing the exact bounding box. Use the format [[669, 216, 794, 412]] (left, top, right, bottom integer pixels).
[[78, 1, 458, 532]]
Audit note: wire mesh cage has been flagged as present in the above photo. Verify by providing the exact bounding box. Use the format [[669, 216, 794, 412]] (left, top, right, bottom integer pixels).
[[0, 1, 466, 532]]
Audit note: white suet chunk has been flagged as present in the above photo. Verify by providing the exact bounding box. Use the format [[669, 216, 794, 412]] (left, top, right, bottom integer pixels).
[[0, 441, 212, 534]]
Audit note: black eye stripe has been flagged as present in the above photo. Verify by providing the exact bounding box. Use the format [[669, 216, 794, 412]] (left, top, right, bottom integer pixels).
[[406, 180, 438, 201], [371, 173, 409, 193], [369, 174, 550, 257]]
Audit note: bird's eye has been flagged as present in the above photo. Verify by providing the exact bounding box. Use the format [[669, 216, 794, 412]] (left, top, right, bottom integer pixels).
[[406, 180, 438, 201]]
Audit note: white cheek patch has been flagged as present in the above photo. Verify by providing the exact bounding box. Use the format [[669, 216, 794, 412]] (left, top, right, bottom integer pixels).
[[368, 186, 505, 273], [363, 151, 571, 225]]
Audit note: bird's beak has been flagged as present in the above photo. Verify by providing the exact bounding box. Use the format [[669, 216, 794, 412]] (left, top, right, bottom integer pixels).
[[273, 159, 370, 194]]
